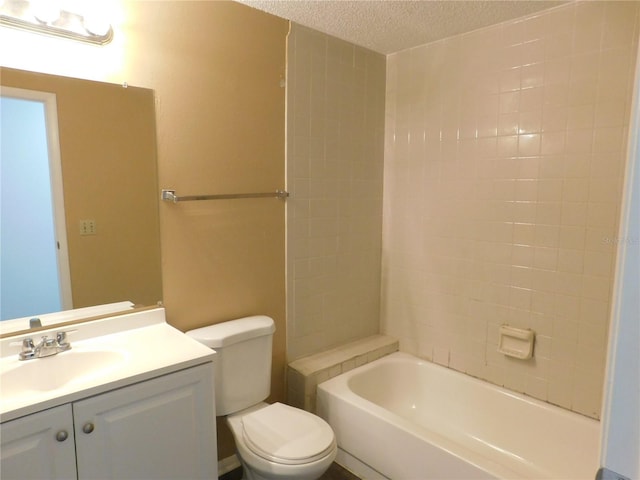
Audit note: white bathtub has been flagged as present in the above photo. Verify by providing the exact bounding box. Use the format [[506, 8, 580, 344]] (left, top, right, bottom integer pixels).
[[317, 352, 600, 479]]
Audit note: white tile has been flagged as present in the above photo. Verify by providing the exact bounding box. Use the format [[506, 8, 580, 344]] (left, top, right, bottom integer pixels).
[[288, 2, 639, 422]]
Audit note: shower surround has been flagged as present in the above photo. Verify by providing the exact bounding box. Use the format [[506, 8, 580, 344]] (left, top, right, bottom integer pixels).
[[383, 2, 639, 418], [286, 25, 386, 361]]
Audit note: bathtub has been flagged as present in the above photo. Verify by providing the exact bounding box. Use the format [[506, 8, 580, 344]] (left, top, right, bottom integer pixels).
[[316, 352, 600, 479]]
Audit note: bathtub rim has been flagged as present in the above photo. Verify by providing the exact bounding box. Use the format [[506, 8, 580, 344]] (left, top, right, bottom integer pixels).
[[317, 351, 601, 480], [320, 351, 602, 424]]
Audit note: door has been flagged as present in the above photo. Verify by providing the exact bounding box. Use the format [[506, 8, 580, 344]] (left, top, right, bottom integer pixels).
[[0, 404, 77, 480], [0, 87, 72, 320], [73, 364, 217, 480]]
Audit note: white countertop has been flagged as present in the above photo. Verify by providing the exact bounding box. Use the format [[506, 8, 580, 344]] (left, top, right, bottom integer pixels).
[[0, 308, 215, 423]]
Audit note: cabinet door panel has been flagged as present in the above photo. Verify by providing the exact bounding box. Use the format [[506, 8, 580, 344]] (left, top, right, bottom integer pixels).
[[73, 364, 216, 480], [0, 404, 77, 480]]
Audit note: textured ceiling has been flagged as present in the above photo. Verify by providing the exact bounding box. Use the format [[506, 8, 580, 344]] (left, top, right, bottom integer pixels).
[[236, 0, 565, 54]]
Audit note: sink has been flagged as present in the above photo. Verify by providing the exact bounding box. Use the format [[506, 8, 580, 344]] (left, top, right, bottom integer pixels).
[[0, 307, 216, 423], [1, 349, 126, 398]]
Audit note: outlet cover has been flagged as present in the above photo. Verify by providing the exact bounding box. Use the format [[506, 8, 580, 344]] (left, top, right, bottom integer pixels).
[[79, 219, 96, 235]]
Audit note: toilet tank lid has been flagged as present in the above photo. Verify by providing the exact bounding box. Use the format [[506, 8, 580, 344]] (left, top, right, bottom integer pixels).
[[186, 315, 275, 348]]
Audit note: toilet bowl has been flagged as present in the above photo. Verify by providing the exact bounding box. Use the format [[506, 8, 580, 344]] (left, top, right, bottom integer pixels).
[[186, 316, 337, 480], [227, 402, 337, 480]]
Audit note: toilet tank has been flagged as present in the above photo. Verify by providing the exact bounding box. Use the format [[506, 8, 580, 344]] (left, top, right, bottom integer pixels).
[[186, 316, 275, 416]]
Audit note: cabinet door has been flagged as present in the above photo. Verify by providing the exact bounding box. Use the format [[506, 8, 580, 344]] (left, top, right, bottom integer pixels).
[[0, 404, 77, 480], [73, 364, 216, 480]]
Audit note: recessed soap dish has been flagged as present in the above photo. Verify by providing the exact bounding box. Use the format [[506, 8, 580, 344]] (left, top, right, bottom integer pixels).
[[498, 325, 535, 360]]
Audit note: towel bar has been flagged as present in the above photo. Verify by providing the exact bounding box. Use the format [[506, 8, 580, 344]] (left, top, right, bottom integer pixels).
[[161, 189, 289, 203]]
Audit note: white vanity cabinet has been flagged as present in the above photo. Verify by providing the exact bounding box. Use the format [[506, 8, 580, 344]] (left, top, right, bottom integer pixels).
[[1, 363, 216, 480], [74, 363, 215, 479], [0, 404, 77, 479]]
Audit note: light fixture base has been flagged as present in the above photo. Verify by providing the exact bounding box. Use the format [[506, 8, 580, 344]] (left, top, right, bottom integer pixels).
[[0, 0, 113, 45]]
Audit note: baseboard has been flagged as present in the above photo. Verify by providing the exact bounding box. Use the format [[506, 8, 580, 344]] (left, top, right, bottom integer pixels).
[[218, 454, 241, 476]]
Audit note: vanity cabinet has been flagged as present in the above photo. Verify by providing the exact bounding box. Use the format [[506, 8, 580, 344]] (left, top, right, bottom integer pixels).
[[0, 404, 77, 479], [1, 363, 216, 480]]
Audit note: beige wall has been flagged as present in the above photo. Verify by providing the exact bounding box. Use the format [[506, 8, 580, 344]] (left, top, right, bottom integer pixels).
[[286, 24, 386, 360], [383, 2, 639, 418], [0, 0, 288, 460]]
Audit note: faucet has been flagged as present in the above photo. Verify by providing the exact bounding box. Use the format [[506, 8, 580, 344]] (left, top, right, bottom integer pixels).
[[29, 317, 42, 329], [19, 332, 72, 360]]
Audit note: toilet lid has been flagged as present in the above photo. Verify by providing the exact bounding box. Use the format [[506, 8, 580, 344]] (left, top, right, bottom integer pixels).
[[241, 402, 335, 465]]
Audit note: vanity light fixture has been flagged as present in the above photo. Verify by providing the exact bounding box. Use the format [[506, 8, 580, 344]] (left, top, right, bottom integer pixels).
[[0, 0, 113, 45]]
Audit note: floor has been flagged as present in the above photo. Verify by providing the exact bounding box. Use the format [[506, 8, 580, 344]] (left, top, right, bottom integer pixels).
[[219, 462, 361, 480], [321, 462, 362, 480]]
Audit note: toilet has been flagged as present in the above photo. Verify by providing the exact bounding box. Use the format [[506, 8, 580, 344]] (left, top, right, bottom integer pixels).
[[187, 316, 337, 480]]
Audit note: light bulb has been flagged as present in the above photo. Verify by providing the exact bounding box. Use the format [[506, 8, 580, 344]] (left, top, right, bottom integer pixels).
[[30, 0, 60, 24], [83, 15, 110, 36], [80, 1, 111, 37]]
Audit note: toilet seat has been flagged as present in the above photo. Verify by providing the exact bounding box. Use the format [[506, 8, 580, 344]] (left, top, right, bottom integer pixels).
[[241, 402, 336, 466]]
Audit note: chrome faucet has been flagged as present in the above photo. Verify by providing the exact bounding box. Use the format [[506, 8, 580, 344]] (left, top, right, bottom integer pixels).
[[29, 317, 42, 329], [19, 332, 72, 360]]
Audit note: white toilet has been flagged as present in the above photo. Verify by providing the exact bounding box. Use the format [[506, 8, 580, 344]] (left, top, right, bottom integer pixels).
[[187, 316, 337, 480]]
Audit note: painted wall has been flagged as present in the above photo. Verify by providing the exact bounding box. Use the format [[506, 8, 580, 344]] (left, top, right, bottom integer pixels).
[[0, 0, 288, 460], [286, 24, 386, 360], [383, 2, 639, 418]]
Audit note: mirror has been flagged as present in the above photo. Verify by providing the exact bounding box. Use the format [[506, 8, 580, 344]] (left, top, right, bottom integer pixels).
[[0, 67, 162, 331]]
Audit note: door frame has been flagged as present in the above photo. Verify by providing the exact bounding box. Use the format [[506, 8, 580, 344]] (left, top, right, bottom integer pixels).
[[1, 86, 72, 311]]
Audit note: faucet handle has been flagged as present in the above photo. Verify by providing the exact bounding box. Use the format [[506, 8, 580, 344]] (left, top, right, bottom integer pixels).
[[56, 331, 74, 350], [17, 338, 36, 360], [9, 338, 34, 349], [40, 335, 56, 347]]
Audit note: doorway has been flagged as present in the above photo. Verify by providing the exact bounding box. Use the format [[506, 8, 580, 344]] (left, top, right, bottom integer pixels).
[[0, 87, 72, 320]]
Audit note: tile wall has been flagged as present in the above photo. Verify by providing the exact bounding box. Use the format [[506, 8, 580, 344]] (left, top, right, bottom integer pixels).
[[287, 334, 398, 412], [383, 2, 639, 418], [286, 25, 386, 360]]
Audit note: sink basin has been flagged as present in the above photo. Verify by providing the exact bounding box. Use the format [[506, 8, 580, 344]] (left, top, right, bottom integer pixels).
[[0, 307, 216, 423], [1, 349, 126, 398]]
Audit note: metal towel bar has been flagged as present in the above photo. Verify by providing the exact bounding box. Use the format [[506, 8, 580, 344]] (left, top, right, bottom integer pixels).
[[161, 189, 289, 203]]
